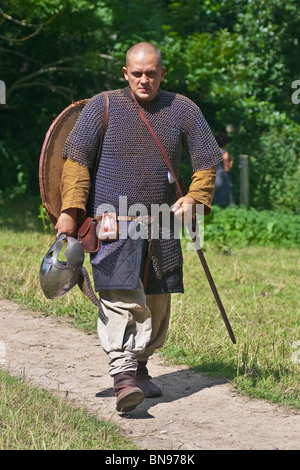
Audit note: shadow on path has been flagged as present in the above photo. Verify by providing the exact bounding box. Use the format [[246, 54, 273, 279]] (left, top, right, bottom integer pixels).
[[96, 368, 227, 419]]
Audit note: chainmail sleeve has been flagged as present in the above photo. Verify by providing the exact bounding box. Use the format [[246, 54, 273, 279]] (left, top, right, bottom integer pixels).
[[179, 95, 221, 171], [62, 92, 106, 168]]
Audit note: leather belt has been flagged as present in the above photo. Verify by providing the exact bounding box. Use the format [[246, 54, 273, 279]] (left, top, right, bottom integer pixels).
[[93, 215, 151, 222]]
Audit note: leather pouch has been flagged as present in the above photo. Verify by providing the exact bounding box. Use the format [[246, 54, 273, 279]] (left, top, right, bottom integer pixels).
[[77, 217, 100, 253]]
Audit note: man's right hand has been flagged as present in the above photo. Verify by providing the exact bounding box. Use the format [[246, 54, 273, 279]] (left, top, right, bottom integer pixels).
[[55, 208, 78, 237]]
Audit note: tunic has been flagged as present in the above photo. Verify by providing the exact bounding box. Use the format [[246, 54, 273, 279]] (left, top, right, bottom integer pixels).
[[62, 87, 221, 294]]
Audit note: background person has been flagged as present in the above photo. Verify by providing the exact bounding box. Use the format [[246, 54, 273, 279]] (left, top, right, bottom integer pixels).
[[213, 131, 235, 207]]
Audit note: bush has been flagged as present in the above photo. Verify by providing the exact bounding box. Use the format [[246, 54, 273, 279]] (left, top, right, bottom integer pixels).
[[204, 205, 300, 249]]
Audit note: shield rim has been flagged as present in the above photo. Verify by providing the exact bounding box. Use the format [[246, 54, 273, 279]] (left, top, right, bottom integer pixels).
[[39, 99, 89, 224]]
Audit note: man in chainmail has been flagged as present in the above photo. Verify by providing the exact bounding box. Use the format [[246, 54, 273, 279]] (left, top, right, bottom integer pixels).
[[55, 42, 221, 412]]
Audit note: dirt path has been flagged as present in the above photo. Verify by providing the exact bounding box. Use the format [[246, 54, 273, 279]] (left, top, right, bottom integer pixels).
[[0, 298, 299, 450]]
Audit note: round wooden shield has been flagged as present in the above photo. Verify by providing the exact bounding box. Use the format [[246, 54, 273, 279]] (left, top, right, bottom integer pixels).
[[39, 99, 89, 224]]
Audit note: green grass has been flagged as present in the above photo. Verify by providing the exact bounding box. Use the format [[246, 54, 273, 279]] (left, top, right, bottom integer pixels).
[[0, 197, 299, 449], [0, 370, 137, 450], [0, 228, 98, 332], [1, 226, 299, 410], [165, 240, 300, 409], [0, 197, 138, 450]]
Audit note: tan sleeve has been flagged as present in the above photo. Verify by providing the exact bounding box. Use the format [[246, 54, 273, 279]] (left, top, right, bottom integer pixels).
[[60, 158, 90, 219], [186, 165, 217, 214]]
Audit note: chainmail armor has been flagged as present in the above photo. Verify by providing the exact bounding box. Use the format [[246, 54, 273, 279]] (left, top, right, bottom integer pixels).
[[63, 87, 221, 281]]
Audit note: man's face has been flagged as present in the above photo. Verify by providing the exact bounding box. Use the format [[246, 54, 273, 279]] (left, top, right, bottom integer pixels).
[[122, 52, 166, 102]]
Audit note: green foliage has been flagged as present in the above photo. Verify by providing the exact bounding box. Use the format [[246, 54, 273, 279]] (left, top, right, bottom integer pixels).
[[205, 205, 300, 248], [1, 0, 300, 212], [248, 118, 300, 212], [0, 0, 114, 194]]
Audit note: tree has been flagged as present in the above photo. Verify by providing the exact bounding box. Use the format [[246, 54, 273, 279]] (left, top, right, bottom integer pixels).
[[0, 0, 113, 194], [1, 0, 299, 213]]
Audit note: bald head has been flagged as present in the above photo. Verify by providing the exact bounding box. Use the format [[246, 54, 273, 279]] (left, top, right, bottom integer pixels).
[[123, 42, 166, 102], [126, 42, 162, 67]]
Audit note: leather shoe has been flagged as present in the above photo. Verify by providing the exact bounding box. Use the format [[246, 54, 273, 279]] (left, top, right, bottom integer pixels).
[[136, 361, 162, 398], [114, 371, 144, 412]]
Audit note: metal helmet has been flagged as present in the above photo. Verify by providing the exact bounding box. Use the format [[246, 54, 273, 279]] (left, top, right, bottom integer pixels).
[[39, 234, 84, 299]]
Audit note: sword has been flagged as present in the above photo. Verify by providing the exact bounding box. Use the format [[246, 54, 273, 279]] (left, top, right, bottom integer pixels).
[[187, 213, 236, 344], [196, 245, 236, 344], [172, 172, 236, 345], [131, 89, 236, 344]]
